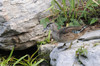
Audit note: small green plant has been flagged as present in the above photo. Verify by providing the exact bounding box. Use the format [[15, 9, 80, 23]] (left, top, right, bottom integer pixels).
[[76, 46, 88, 65], [0, 47, 44, 66], [45, 30, 51, 43], [41, 0, 100, 28], [88, 18, 98, 25], [40, 18, 50, 28], [93, 43, 100, 47], [0, 47, 14, 66], [37, 30, 51, 45], [13, 48, 44, 66], [76, 46, 88, 58]]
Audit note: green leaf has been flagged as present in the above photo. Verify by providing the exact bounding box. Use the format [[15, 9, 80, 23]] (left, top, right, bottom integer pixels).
[[56, 15, 67, 29], [45, 30, 51, 42], [13, 55, 28, 66], [43, 5, 54, 12], [62, 0, 67, 10], [69, 19, 80, 26], [79, 0, 93, 19], [54, 0, 63, 11], [40, 18, 50, 28], [89, 18, 98, 25], [32, 59, 44, 66], [7, 47, 14, 62], [0, 47, 14, 66]]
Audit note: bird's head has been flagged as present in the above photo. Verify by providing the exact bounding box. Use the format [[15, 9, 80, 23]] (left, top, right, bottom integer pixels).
[[43, 22, 58, 32]]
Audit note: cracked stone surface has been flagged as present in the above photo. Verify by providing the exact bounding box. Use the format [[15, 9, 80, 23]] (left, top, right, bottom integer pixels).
[[0, 0, 52, 50], [50, 30, 100, 66]]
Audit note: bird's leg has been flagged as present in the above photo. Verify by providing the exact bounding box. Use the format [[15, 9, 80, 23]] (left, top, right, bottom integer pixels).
[[57, 43, 67, 49], [68, 42, 73, 49], [63, 43, 66, 46]]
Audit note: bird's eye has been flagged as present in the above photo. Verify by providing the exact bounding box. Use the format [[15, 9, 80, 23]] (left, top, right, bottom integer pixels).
[[46, 24, 50, 27], [47, 23, 52, 27]]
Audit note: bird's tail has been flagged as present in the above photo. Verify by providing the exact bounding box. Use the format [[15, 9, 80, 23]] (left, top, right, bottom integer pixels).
[[80, 25, 88, 32], [72, 25, 88, 34]]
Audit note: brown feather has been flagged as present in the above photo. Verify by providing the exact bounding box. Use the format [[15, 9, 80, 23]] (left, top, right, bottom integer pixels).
[[45, 23, 86, 43]]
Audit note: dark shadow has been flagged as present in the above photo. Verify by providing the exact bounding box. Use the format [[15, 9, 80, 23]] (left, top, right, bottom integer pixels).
[[0, 45, 38, 58]]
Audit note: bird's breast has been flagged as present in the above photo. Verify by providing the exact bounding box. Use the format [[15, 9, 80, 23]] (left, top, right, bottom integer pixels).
[[52, 32, 60, 42]]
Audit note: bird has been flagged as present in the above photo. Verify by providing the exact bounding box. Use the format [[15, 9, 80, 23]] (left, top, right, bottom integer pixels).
[[44, 22, 87, 49]]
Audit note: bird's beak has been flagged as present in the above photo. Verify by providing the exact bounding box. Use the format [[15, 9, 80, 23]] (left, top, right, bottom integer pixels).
[[43, 28, 47, 32], [43, 27, 49, 32]]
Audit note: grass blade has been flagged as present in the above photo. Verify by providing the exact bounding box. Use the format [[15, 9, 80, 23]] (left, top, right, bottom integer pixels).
[[13, 54, 28, 66], [32, 59, 44, 66]]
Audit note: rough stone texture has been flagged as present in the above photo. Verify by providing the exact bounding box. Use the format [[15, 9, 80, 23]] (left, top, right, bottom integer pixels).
[[50, 30, 100, 66], [0, 0, 52, 50], [39, 44, 56, 59], [39, 44, 56, 54], [79, 45, 100, 66], [79, 30, 100, 41], [38, 44, 56, 66]]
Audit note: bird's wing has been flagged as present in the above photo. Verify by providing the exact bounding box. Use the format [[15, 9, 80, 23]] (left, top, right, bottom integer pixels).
[[58, 26, 82, 34]]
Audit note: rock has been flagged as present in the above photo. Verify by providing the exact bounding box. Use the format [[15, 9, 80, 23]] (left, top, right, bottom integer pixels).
[[0, 0, 52, 50], [79, 30, 100, 41], [39, 44, 56, 60], [79, 45, 100, 66], [39, 44, 56, 66], [50, 30, 100, 66], [0, 16, 6, 22]]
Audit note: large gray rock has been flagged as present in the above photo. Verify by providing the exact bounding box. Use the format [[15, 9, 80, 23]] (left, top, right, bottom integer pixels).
[[79, 30, 100, 41], [0, 0, 52, 50], [50, 30, 100, 66]]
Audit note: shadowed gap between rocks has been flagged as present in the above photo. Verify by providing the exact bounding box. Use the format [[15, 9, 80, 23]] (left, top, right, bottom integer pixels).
[[0, 45, 38, 58]]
